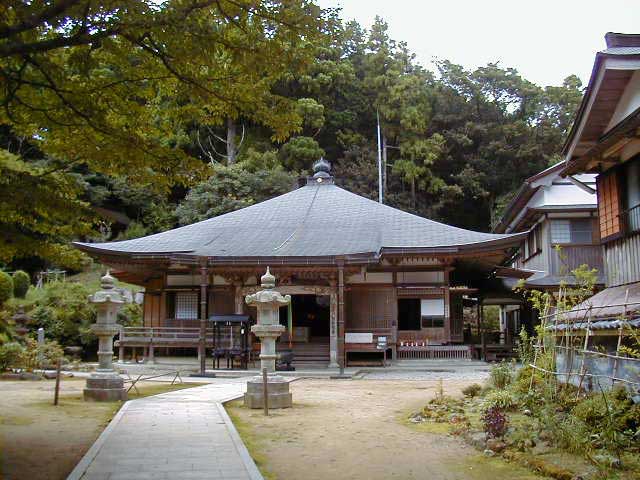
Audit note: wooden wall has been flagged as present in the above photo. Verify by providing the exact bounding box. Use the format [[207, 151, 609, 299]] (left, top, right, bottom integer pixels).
[[604, 233, 640, 287], [346, 286, 395, 331]]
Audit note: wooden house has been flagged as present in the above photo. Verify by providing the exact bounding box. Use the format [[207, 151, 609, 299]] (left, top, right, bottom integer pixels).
[[74, 160, 526, 368], [495, 162, 603, 290], [559, 32, 640, 330]]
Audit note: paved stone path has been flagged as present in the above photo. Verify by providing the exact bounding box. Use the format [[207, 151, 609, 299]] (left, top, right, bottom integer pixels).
[[68, 378, 262, 480]]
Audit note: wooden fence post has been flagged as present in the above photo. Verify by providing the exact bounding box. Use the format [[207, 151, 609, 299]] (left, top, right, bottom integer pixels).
[[53, 358, 62, 406]]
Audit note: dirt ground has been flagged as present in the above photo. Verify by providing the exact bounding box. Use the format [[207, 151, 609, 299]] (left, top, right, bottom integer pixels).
[[227, 378, 548, 480], [0, 378, 199, 480]]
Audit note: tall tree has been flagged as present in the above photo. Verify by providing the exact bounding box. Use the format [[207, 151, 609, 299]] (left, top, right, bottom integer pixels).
[[0, 0, 331, 265]]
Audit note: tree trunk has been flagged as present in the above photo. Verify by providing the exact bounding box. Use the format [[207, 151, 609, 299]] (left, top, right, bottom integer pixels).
[[226, 117, 237, 164], [411, 178, 416, 209]]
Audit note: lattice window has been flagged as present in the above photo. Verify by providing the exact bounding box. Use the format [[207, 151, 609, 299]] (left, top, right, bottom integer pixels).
[[597, 171, 621, 240], [175, 291, 198, 320]]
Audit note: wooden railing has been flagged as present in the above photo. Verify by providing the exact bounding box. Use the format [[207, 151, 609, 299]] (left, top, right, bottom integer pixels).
[[117, 327, 214, 347], [397, 345, 471, 360]]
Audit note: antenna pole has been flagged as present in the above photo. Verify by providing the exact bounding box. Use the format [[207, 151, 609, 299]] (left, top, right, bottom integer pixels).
[[376, 109, 383, 204]]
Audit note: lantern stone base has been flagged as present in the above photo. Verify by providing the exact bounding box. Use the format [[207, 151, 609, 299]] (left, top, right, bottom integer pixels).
[[84, 375, 127, 402], [243, 375, 292, 409]]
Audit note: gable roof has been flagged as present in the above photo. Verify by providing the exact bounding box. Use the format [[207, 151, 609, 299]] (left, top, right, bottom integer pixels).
[[74, 181, 525, 263], [562, 32, 640, 167]]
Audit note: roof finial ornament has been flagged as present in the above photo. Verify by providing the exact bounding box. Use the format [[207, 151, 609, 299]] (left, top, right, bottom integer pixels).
[[101, 269, 115, 290], [260, 266, 276, 289], [312, 157, 331, 178]]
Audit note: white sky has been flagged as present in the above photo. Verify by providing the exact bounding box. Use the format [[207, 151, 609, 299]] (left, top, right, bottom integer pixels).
[[317, 0, 640, 87]]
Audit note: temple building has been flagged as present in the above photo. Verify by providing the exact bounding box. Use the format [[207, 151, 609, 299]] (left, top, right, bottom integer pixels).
[[74, 159, 526, 367]]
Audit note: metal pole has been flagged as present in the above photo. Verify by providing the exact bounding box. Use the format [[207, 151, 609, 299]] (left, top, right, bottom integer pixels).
[[376, 109, 383, 204], [53, 358, 61, 406], [262, 368, 269, 416]]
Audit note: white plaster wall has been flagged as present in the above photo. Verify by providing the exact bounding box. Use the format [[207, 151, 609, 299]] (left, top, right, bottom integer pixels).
[[347, 272, 393, 283], [397, 271, 444, 284], [542, 181, 597, 207], [607, 69, 640, 131], [167, 274, 198, 286]]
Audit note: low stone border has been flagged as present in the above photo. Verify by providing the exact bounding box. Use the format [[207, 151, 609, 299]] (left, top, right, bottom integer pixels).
[[218, 394, 264, 480]]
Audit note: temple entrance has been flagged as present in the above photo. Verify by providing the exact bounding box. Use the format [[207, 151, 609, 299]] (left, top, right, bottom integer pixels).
[[277, 294, 330, 366]]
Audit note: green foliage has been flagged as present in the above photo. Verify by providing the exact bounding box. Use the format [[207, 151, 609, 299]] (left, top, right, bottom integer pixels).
[[0, 341, 24, 371], [175, 164, 297, 225], [462, 383, 482, 398], [517, 327, 535, 366], [29, 281, 96, 347], [0, 1, 331, 267], [118, 302, 143, 328], [0, 271, 13, 305], [483, 389, 517, 411], [20, 337, 65, 370], [278, 136, 325, 171], [490, 360, 514, 389], [11, 270, 30, 298]]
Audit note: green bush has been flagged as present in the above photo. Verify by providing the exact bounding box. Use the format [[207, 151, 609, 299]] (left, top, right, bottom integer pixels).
[[490, 360, 514, 389], [0, 271, 13, 305], [462, 383, 482, 398], [30, 281, 96, 347], [21, 337, 64, 370], [483, 389, 517, 410], [12, 270, 30, 298], [0, 342, 25, 371]]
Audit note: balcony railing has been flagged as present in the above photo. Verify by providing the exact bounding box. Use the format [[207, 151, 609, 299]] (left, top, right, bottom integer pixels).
[[621, 203, 640, 235]]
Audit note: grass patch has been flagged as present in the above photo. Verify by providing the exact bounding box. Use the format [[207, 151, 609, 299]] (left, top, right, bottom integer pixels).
[[225, 399, 278, 480], [126, 382, 205, 399]]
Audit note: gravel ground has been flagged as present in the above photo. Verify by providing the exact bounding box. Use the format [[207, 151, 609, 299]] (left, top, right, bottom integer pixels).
[[358, 369, 490, 381]]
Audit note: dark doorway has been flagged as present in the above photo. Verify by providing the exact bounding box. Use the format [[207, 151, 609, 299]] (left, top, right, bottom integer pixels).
[[279, 295, 330, 339], [398, 298, 421, 331]]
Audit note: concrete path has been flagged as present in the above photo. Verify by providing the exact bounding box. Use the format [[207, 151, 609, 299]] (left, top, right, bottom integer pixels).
[[67, 378, 263, 480]]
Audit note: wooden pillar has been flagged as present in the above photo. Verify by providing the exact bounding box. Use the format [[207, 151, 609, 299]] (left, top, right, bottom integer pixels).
[[338, 262, 346, 367], [391, 271, 398, 361], [329, 280, 339, 368], [234, 281, 244, 315], [199, 265, 209, 376], [480, 299, 487, 361]]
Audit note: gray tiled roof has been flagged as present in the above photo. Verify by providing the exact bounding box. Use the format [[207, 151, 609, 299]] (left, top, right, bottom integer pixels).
[[75, 183, 523, 258], [603, 46, 640, 55]]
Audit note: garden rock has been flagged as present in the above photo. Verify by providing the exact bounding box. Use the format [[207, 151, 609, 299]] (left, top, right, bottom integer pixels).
[[483, 449, 496, 457], [486, 438, 506, 453], [468, 432, 486, 450]]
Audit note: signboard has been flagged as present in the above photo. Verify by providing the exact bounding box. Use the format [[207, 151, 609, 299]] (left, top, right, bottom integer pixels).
[[345, 332, 373, 344], [376, 336, 388, 350]]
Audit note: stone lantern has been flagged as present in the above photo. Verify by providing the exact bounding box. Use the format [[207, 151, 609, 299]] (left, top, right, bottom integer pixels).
[[11, 307, 30, 337], [84, 271, 127, 402], [244, 267, 292, 409]]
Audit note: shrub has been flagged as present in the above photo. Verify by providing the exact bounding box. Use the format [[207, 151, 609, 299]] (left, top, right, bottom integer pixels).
[[0, 342, 25, 371], [490, 360, 514, 389], [30, 281, 96, 347], [0, 271, 13, 305], [482, 406, 508, 438], [483, 389, 517, 410], [21, 337, 64, 370], [462, 383, 482, 398], [12, 270, 30, 298]]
